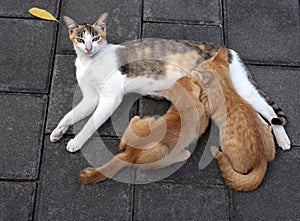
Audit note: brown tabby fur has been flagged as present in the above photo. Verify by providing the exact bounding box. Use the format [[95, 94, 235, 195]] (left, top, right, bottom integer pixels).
[[192, 46, 275, 192], [79, 76, 210, 184]]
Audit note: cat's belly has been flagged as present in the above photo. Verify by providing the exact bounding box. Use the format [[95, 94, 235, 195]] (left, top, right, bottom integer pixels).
[[123, 73, 183, 96]]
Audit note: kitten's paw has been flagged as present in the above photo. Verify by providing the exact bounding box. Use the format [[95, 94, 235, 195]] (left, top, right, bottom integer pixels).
[[210, 146, 219, 157], [180, 150, 191, 161], [66, 139, 81, 152], [50, 126, 68, 142], [272, 125, 291, 150], [79, 167, 105, 184]]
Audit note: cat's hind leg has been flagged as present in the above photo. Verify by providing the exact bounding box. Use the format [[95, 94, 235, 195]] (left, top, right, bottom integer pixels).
[[79, 152, 129, 184], [248, 99, 290, 150], [229, 50, 290, 150], [152, 150, 191, 169]]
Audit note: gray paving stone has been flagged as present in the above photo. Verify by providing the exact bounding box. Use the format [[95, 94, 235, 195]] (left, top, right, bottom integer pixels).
[[144, 0, 221, 24], [225, 0, 300, 65], [57, 0, 142, 54], [166, 135, 223, 185], [37, 137, 133, 221], [138, 96, 171, 117], [0, 94, 47, 179], [143, 23, 223, 46], [46, 55, 77, 134], [248, 65, 300, 146], [47, 55, 137, 137], [233, 148, 300, 220], [136, 183, 229, 221], [0, 182, 36, 221], [0, 18, 56, 93], [0, 0, 60, 18]]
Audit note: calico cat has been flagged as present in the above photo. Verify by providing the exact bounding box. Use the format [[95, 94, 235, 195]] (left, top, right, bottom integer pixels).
[[192, 46, 275, 192], [50, 12, 290, 152], [79, 76, 210, 184]]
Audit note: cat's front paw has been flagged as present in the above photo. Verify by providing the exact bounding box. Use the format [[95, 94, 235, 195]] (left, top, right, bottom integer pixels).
[[272, 125, 291, 150], [66, 139, 81, 152], [50, 126, 68, 142]]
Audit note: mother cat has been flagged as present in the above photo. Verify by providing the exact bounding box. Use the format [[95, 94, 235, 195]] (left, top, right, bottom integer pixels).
[[50, 12, 290, 152]]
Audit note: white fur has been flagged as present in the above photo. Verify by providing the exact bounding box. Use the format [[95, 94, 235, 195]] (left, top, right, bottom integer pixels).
[[50, 44, 291, 151], [75, 32, 107, 57], [229, 50, 290, 150]]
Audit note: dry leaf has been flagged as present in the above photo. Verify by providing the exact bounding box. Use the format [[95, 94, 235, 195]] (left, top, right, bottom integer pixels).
[[28, 7, 59, 22]]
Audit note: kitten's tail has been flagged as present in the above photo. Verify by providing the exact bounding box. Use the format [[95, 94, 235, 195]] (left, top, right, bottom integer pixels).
[[211, 146, 267, 192], [79, 152, 129, 184]]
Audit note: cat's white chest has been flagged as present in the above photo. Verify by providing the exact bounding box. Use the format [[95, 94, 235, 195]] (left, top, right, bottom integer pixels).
[[75, 45, 121, 92]]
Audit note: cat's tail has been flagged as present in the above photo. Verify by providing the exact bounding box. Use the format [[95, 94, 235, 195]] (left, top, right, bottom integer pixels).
[[79, 152, 129, 184], [211, 146, 267, 192]]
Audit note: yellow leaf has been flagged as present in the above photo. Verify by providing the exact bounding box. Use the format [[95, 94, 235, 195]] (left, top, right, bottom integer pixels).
[[28, 7, 59, 22]]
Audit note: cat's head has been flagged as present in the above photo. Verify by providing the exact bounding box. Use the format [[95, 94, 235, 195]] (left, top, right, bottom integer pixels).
[[63, 12, 108, 56], [192, 45, 229, 88]]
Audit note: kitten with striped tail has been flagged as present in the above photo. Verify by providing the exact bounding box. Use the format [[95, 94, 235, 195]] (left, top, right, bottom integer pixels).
[[192, 46, 275, 191], [50, 12, 290, 152]]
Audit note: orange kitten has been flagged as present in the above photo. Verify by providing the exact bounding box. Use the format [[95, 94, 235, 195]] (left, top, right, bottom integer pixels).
[[192, 46, 275, 192], [79, 76, 210, 184]]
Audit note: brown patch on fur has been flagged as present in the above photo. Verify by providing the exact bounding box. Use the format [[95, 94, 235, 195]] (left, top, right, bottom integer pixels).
[[193, 46, 275, 192], [79, 76, 210, 184], [117, 40, 219, 78], [68, 24, 106, 45], [166, 51, 201, 73]]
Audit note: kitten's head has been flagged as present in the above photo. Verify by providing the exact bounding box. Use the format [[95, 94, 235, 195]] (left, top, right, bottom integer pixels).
[[192, 45, 229, 88], [157, 76, 201, 100], [63, 12, 108, 56]]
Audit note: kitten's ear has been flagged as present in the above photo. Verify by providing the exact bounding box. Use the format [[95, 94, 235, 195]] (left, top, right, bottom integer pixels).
[[94, 12, 108, 32], [213, 45, 228, 64], [191, 71, 211, 85], [63, 16, 78, 31]]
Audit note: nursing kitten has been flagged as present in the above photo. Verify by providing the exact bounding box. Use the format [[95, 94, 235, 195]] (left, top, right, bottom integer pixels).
[[50, 12, 290, 152], [79, 76, 210, 184], [192, 46, 275, 192]]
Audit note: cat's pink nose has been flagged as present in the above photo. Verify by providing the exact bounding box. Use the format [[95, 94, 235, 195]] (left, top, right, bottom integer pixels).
[[85, 43, 92, 53]]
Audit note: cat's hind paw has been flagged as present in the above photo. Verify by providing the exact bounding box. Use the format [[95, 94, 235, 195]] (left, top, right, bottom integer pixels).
[[272, 125, 291, 150], [66, 139, 81, 152]]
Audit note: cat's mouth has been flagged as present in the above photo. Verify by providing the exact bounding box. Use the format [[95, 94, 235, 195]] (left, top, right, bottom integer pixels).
[[85, 50, 95, 56]]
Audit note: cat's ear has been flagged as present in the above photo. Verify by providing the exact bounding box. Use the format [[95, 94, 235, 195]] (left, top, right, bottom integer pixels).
[[213, 45, 228, 64], [94, 12, 108, 32], [63, 16, 79, 32], [191, 71, 211, 85]]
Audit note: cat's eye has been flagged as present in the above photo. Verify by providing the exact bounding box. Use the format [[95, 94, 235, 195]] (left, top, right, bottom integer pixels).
[[76, 38, 85, 43], [93, 36, 102, 42]]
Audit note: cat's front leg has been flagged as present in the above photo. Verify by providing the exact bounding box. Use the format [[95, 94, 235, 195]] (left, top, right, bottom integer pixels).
[[50, 94, 98, 142], [66, 94, 123, 152]]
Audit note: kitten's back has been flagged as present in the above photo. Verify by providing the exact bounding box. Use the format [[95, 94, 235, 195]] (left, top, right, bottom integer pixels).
[[193, 46, 275, 191]]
